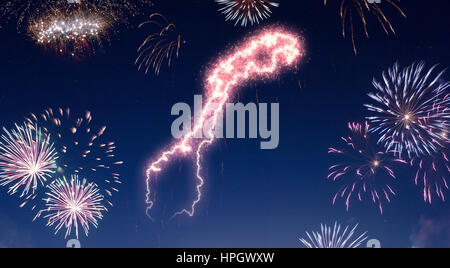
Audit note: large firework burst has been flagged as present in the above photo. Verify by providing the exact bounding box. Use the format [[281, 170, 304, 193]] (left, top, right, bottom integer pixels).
[[26, 108, 123, 208], [215, 0, 280, 27], [0, 123, 58, 199], [40, 175, 106, 239], [300, 222, 368, 248], [365, 62, 450, 159], [136, 13, 182, 75], [328, 122, 407, 214], [324, 0, 406, 55]]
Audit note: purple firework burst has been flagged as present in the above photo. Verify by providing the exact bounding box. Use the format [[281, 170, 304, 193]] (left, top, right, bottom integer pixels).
[[328, 122, 407, 214]]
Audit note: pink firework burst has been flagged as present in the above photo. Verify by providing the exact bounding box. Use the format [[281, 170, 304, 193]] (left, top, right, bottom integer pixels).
[[328, 122, 407, 214], [145, 28, 304, 220], [40, 175, 106, 239], [0, 123, 58, 199]]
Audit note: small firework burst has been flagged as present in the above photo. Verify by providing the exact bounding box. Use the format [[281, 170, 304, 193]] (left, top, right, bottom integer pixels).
[[136, 13, 182, 75], [215, 0, 280, 27], [40, 175, 106, 239], [328, 122, 407, 214], [324, 0, 406, 55], [365, 62, 450, 159], [26, 108, 123, 208], [0, 123, 58, 199], [300, 222, 368, 248]]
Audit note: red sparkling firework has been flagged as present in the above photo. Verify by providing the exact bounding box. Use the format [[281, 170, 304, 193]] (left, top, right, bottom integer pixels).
[[145, 28, 304, 220]]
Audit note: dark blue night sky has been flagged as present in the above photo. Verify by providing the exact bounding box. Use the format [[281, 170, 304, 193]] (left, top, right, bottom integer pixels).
[[0, 0, 449, 248]]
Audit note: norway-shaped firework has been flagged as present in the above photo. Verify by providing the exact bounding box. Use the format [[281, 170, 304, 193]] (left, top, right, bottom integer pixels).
[[145, 28, 304, 220]]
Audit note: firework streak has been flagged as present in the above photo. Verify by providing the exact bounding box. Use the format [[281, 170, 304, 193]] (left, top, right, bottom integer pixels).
[[145, 29, 304, 220]]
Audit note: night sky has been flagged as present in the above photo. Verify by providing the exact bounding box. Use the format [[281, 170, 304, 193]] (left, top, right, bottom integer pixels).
[[0, 0, 450, 248]]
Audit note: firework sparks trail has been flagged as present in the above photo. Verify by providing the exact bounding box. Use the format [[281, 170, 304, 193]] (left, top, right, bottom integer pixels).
[[215, 0, 280, 27], [365, 62, 450, 159], [300, 222, 368, 248], [136, 13, 182, 75], [26, 108, 123, 208], [328, 122, 407, 214], [0, 123, 58, 200], [39, 175, 106, 239], [324, 0, 406, 55], [411, 102, 450, 204], [145, 29, 304, 220], [412, 148, 450, 204], [0, 0, 66, 30]]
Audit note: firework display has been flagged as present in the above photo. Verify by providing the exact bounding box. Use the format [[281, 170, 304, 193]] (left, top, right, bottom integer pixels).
[[40, 175, 106, 239], [215, 0, 280, 27], [324, 0, 406, 54], [300, 222, 368, 248], [0, 0, 449, 249], [328, 122, 407, 214], [25, 108, 123, 208], [0, 123, 58, 200], [136, 13, 182, 75], [145, 29, 304, 220], [365, 62, 450, 159]]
